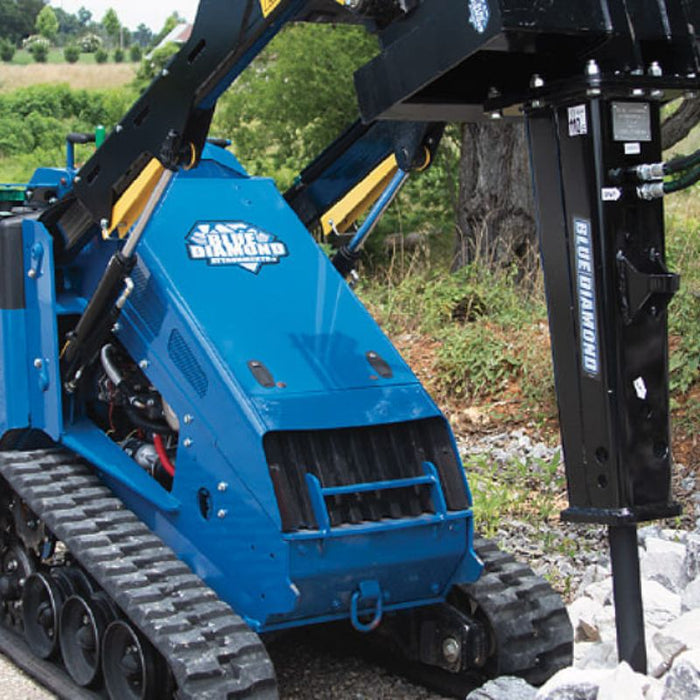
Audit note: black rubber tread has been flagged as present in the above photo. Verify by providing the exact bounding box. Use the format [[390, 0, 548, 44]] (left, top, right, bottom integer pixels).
[[457, 536, 573, 686], [0, 448, 279, 700]]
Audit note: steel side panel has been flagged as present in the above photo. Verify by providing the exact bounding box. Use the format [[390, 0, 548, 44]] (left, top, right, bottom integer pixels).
[[23, 222, 61, 439], [137, 172, 421, 400], [0, 310, 29, 434]]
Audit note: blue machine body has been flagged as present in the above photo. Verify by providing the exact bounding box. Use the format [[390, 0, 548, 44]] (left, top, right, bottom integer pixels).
[[0, 144, 481, 633]]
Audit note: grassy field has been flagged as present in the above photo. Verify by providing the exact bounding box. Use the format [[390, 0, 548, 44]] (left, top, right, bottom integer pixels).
[[7, 49, 137, 66], [0, 62, 136, 92]]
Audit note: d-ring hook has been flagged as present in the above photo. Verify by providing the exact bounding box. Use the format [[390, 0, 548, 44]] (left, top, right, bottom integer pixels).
[[350, 580, 383, 633]]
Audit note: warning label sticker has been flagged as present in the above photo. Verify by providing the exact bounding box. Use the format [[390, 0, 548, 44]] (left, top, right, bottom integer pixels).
[[568, 105, 588, 137], [260, 0, 283, 17]]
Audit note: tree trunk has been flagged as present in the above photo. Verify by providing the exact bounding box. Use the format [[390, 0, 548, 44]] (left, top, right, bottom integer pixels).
[[453, 97, 699, 275], [453, 121, 537, 276], [661, 97, 700, 151]]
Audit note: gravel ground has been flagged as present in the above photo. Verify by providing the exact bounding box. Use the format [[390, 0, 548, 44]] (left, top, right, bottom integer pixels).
[[0, 653, 54, 698]]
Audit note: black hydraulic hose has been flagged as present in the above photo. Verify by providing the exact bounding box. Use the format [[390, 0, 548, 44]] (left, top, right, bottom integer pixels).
[[664, 148, 700, 176], [124, 407, 171, 436], [664, 164, 700, 194]]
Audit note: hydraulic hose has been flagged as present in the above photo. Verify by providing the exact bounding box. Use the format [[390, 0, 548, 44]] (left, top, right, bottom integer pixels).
[[664, 163, 700, 194], [664, 148, 700, 176]]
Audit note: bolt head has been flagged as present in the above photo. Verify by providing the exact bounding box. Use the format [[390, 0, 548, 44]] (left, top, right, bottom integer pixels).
[[648, 61, 662, 77], [139, 360, 149, 370], [530, 73, 544, 89], [183, 438, 193, 448], [183, 414, 194, 425], [217, 482, 228, 492], [27, 269, 37, 279], [33, 358, 43, 369], [442, 637, 461, 664], [586, 59, 600, 76], [217, 509, 227, 519]]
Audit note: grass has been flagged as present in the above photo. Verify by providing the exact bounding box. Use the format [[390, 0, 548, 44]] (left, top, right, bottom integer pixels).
[[0, 62, 136, 92], [466, 449, 567, 538], [7, 50, 137, 66]]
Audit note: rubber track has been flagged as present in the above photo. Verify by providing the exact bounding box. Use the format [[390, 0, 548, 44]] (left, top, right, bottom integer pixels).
[[0, 449, 279, 700], [458, 536, 573, 686]]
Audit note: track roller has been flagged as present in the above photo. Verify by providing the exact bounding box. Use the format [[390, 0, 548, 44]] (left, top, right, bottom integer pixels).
[[60, 591, 116, 687], [102, 619, 164, 700], [22, 572, 63, 660]]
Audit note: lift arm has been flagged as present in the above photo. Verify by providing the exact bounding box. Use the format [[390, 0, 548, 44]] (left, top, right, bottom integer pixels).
[[43, 0, 417, 257]]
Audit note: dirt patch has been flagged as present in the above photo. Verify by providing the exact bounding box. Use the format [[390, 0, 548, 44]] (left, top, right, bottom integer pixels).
[[0, 64, 136, 92]]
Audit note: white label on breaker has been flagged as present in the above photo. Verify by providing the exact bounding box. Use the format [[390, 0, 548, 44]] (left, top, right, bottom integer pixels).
[[568, 105, 588, 136], [633, 377, 648, 400], [625, 142, 641, 155], [602, 188, 622, 202]]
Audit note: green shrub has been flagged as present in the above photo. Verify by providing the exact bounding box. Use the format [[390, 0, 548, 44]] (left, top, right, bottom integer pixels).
[[29, 42, 49, 63], [79, 34, 102, 53], [0, 39, 16, 63], [63, 44, 80, 64], [113, 48, 125, 63], [129, 45, 142, 62], [95, 48, 108, 64], [136, 42, 179, 82]]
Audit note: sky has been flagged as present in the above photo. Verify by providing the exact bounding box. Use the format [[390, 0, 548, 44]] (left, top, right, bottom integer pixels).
[[50, 0, 200, 31]]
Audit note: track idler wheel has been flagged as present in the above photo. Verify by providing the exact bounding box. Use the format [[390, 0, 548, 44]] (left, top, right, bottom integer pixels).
[[22, 572, 63, 659], [60, 592, 116, 687], [102, 619, 162, 700]]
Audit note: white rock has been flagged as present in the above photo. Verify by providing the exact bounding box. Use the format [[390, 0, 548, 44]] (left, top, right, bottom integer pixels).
[[657, 608, 700, 650], [644, 676, 666, 700], [575, 641, 618, 670], [650, 631, 686, 678], [638, 525, 663, 546], [684, 533, 700, 581], [577, 564, 611, 596], [660, 529, 687, 545], [536, 667, 610, 700], [642, 580, 682, 630], [681, 577, 700, 612], [568, 597, 604, 642], [647, 639, 672, 679], [661, 649, 700, 700], [593, 606, 617, 644], [641, 540, 688, 593], [466, 676, 537, 700], [597, 662, 649, 700], [584, 578, 613, 606]]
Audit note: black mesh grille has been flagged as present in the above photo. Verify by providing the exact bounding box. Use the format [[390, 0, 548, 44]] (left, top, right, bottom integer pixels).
[[168, 329, 209, 398], [130, 261, 166, 338], [264, 417, 469, 532]]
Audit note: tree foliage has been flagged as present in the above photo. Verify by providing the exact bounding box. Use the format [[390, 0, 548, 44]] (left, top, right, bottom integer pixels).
[[101, 8, 120, 47], [35, 5, 58, 41], [152, 12, 183, 46], [214, 24, 377, 188], [77, 6, 91, 27], [0, 0, 46, 43]]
